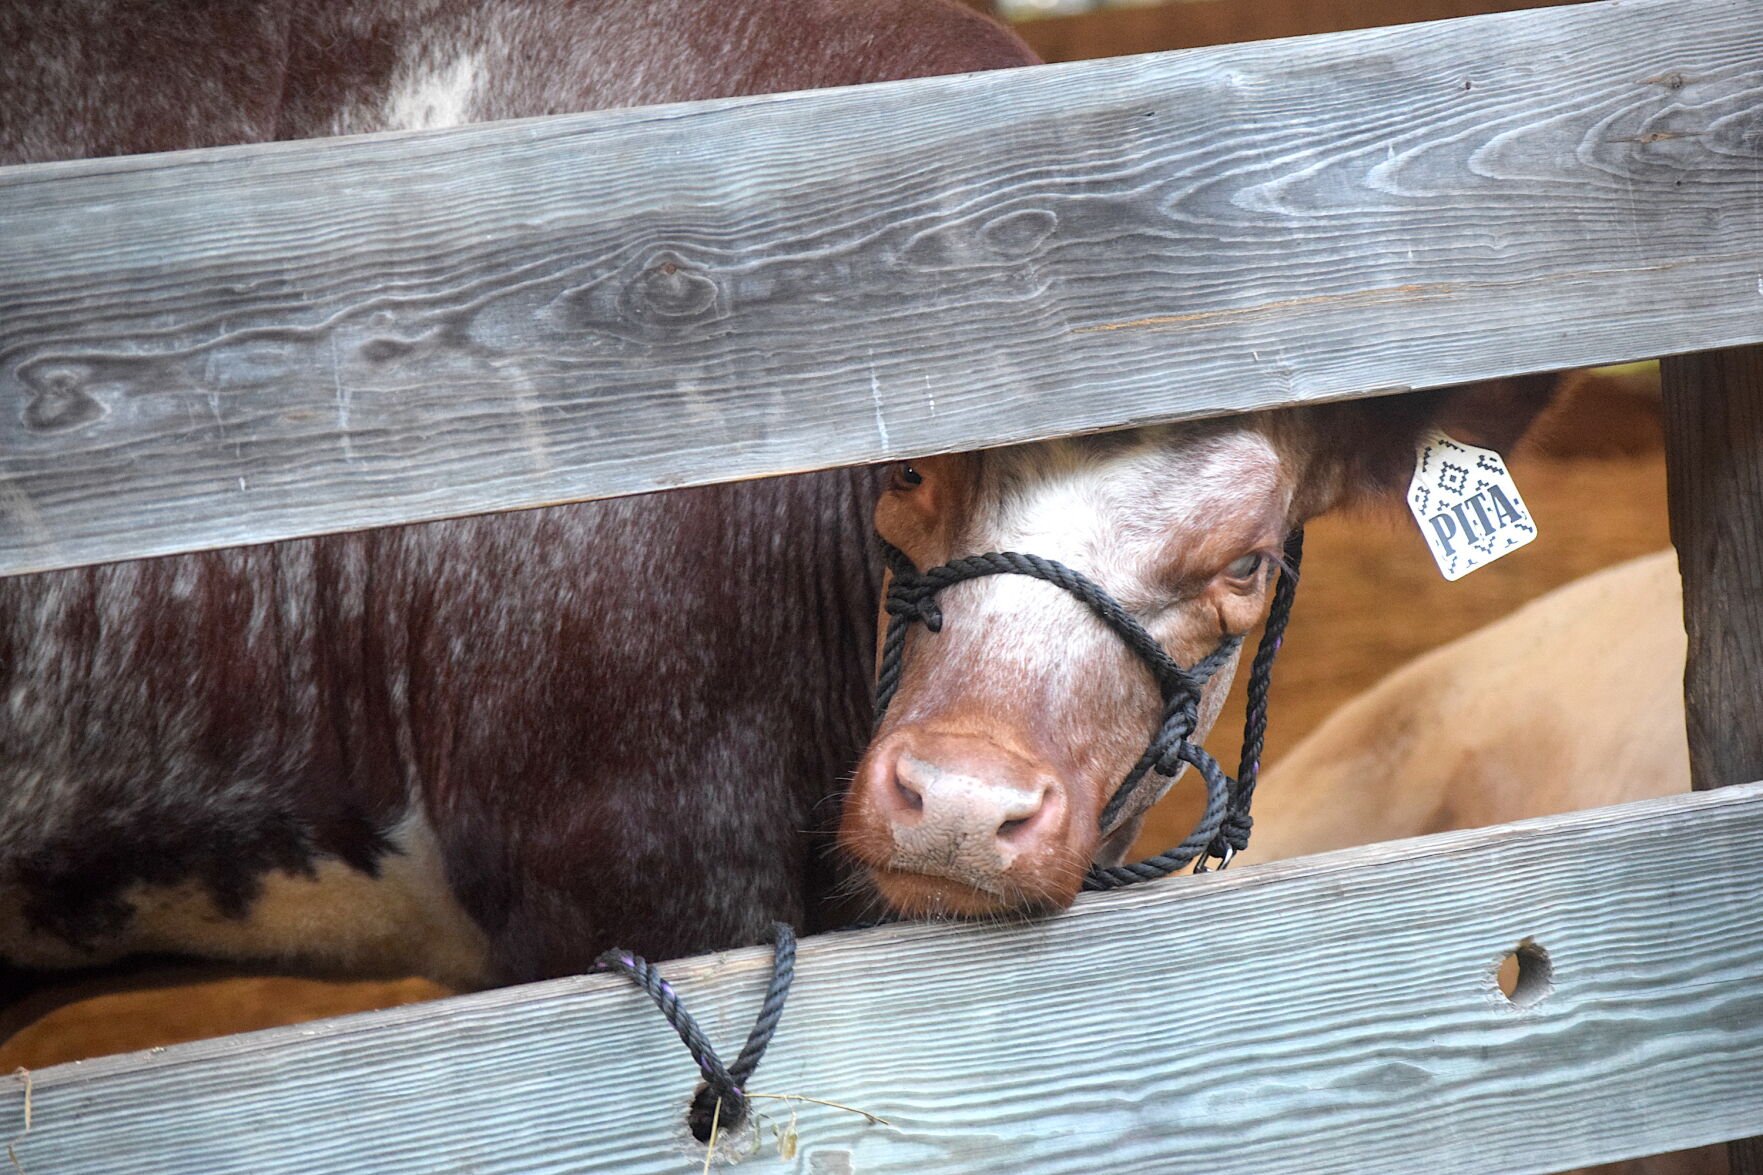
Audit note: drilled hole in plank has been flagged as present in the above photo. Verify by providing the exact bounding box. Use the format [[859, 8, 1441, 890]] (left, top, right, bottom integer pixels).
[[1495, 939, 1553, 1008]]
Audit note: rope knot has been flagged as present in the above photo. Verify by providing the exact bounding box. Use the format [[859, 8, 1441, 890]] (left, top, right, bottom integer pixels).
[[1219, 810, 1253, 851], [688, 1081, 746, 1144], [593, 923, 797, 1144], [1149, 701, 1200, 776], [884, 581, 944, 632]]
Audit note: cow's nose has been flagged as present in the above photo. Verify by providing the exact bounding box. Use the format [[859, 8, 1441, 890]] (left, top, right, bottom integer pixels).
[[863, 732, 1065, 885]]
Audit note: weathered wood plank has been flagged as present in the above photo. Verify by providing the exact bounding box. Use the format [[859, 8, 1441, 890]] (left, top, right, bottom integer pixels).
[[1662, 344, 1763, 1174], [2, 0, 1761, 575], [9, 782, 1763, 1174], [1664, 345, 1763, 793]]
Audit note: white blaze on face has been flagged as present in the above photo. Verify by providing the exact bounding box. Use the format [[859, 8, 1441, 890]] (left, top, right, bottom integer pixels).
[[881, 424, 1289, 842], [954, 429, 1287, 651]]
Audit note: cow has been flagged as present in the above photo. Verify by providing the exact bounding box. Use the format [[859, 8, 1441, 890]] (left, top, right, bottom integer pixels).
[[0, 0, 1555, 1024], [1246, 548, 1687, 862]]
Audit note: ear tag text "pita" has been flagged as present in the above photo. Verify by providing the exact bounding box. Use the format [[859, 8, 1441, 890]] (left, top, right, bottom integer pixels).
[[1407, 430, 1536, 581]]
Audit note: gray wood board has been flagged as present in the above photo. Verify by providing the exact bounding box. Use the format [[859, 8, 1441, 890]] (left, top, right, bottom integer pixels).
[[1666, 345, 1763, 794], [1663, 343, 1763, 1174], [4, 0, 1763, 576], [9, 781, 1763, 1174]]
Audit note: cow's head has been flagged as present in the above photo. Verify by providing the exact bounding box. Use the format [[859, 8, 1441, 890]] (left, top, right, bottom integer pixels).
[[839, 377, 1554, 918]]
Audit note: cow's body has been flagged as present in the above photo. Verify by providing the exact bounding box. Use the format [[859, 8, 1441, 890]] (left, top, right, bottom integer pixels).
[[2, 0, 1558, 1008], [0, 0, 1036, 987]]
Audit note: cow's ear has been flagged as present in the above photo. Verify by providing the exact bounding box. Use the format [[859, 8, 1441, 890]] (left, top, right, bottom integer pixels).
[[1289, 372, 1559, 518]]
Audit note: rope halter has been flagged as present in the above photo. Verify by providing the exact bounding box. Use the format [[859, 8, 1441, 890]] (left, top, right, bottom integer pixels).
[[872, 530, 1305, 886]]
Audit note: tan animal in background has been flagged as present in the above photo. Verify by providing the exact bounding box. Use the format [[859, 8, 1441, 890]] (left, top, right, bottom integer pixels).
[[1250, 548, 1688, 862]]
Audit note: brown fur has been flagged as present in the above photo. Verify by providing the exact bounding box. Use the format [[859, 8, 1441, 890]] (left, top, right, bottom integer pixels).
[[0, 1, 1554, 994], [0, 0, 1035, 986]]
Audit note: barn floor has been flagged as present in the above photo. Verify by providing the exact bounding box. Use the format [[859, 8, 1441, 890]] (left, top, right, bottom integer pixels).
[[0, 368, 1677, 1104]]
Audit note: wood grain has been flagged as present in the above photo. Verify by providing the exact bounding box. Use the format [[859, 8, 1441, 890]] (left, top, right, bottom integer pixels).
[[1663, 346, 1763, 792], [1662, 345, 1763, 1175], [3, 0, 1762, 576], [8, 782, 1763, 1174]]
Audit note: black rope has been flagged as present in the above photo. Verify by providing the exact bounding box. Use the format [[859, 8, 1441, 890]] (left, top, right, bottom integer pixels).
[[874, 530, 1303, 889], [593, 922, 796, 1142], [1205, 527, 1305, 871], [594, 528, 1302, 1146]]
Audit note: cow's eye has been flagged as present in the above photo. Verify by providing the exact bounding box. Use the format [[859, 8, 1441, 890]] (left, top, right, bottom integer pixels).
[[1224, 553, 1263, 581], [893, 463, 924, 490]]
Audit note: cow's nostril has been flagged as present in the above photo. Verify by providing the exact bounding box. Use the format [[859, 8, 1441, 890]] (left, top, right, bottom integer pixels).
[[997, 787, 1052, 840], [893, 775, 924, 812]]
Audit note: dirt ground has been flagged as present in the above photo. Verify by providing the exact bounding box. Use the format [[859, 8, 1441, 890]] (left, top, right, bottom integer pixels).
[[0, 368, 1675, 1090]]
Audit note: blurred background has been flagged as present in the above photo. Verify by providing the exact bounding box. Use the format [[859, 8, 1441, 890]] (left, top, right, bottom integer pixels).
[[972, 0, 1596, 58], [2, 0, 1671, 1092]]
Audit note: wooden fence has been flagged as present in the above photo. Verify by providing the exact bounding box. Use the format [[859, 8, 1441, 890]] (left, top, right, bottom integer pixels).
[[3, 0, 1760, 577], [2, 0, 1760, 1170], [10, 784, 1763, 1173]]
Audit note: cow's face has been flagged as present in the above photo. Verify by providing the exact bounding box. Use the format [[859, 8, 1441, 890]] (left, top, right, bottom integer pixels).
[[840, 419, 1295, 918], [837, 378, 1557, 919]]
